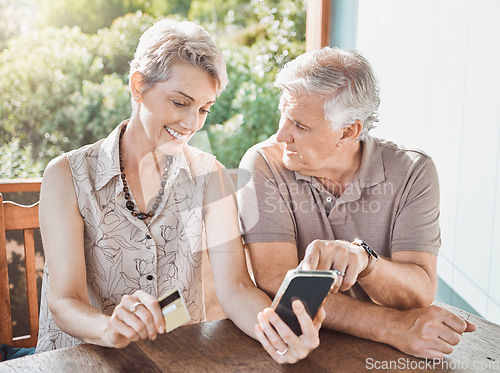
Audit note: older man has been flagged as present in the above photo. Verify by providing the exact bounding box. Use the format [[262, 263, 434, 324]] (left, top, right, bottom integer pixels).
[[237, 47, 475, 359]]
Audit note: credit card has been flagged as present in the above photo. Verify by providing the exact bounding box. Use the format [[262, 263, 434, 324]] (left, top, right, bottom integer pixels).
[[158, 288, 191, 332]]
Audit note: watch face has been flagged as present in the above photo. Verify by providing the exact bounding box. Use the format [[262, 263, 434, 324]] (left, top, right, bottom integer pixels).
[[354, 239, 379, 258]]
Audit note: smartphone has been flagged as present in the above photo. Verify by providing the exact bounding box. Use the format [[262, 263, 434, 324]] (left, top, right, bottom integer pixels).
[[271, 269, 337, 336]]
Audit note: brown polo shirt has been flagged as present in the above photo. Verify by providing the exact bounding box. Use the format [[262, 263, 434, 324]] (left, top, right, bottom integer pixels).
[[237, 135, 440, 300]]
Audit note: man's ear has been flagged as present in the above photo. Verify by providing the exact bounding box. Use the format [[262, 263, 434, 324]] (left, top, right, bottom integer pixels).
[[339, 120, 363, 145], [130, 71, 144, 102]]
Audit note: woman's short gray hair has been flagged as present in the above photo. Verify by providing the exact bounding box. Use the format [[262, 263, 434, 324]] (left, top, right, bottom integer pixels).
[[274, 47, 380, 140], [129, 19, 228, 103]]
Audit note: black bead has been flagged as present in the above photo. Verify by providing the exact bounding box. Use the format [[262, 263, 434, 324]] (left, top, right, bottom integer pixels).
[[147, 275, 154, 281], [137, 213, 148, 220], [124, 193, 130, 199], [126, 201, 135, 210], [155, 196, 162, 203]]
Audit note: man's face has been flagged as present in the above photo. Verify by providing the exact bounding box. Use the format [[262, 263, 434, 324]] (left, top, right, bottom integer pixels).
[[276, 93, 344, 176]]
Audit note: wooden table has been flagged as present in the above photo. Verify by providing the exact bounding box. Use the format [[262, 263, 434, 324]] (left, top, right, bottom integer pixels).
[[0, 303, 498, 372]]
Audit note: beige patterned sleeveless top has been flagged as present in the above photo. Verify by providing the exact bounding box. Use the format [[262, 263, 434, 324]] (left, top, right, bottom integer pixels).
[[36, 121, 216, 352]]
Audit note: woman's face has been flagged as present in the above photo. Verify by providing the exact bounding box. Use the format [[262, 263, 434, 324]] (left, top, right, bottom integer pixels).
[[135, 62, 217, 154]]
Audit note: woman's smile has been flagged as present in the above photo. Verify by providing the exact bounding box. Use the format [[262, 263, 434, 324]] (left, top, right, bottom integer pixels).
[[164, 126, 189, 142]]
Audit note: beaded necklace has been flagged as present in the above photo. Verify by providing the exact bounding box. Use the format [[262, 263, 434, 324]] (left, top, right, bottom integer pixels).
[[118, 124, 173, 220]]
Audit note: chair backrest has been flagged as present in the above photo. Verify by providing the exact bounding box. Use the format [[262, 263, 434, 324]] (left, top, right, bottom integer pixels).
[[0, 193, 40, 348]]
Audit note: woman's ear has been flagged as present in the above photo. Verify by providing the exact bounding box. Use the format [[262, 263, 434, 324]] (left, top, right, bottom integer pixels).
[[339, 120, 363, 145], [130, 71, 144, 102]]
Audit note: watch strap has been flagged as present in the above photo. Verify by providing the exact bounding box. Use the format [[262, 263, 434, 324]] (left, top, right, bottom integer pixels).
[[358, 254, 377, 278], [353, 239, 378, 279]]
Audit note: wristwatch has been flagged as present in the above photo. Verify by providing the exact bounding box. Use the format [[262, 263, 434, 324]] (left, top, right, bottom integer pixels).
[[353, 239, 379, 278]]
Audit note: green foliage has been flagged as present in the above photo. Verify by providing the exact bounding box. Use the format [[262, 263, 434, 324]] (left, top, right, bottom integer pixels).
[[0, 26, 99, 163], [200, 0, 306, 167], [0, 13, 154, 171], [94, 13, 155, 77], [61, 74, 132, 146], [203, 47, 281, 168], [0, 0, 36, 51], [35, 0, 191, 34], [0, 139, 45, 179], [0, 0, 306, 176], [36, 0, 130, 34]]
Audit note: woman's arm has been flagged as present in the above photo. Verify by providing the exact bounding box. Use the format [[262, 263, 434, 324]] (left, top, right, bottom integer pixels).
[[40, 155, 165, 348], [203, 161, 324, 364]]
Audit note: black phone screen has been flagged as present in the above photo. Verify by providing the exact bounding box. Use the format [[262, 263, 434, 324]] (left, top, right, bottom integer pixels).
[[274, 275, 334, 336]]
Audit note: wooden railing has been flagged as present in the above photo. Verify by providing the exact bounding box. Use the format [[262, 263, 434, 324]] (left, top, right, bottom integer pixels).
[[0, 178, 42, 193]]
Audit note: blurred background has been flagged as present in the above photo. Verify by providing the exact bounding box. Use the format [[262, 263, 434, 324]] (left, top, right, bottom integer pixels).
[[0, 0, 305, 178]]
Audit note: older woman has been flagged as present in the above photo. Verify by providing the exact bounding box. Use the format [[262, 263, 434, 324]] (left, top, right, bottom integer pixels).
[[35, 19, 323, 364]]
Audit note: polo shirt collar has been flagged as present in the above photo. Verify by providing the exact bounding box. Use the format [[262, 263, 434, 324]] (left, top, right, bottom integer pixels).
[[357, 134, 385, 188]]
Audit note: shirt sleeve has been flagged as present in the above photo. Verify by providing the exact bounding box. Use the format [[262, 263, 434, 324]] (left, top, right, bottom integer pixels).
[[237, 146, 297, 245], [391, 156, 441, 255]]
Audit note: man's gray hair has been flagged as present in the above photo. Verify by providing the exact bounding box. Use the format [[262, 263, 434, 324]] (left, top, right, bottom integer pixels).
[[129, 19, 228, 106], [274, 47, 380, 140]]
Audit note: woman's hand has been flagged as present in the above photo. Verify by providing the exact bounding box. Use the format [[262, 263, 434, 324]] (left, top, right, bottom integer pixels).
[[104, 290, 166, 348], [254, 300, 325, 364]]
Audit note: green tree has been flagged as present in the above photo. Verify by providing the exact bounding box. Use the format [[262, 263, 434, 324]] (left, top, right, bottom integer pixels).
[[94, 12, 155, 77], [35, 0, 191, 34], [0, 26, 99, 162], [0, 139, 44, 179], [60, 74, 132, 147], [201, 0, 306, 167], [0, 13, 153, 171], [36, 0, 141, 34], [0, 0, 306, 174]]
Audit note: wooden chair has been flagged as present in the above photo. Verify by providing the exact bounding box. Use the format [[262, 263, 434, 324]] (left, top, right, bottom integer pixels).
[[0, 193, 40, 348]]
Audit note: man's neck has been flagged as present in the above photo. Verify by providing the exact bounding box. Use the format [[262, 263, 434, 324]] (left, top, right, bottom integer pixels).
[[316, 141, 363, 197]]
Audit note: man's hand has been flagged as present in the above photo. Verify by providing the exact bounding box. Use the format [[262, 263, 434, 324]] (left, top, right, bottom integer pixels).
[[301, 239, 369, 292], [254, 300, 325, 364], [390, 305, 476, 359]]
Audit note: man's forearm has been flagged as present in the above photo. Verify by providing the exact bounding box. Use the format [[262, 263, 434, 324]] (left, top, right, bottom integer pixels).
[[322, 292, 397, 344], [321, 292, 473, 359], [357, 256, 436, 310]]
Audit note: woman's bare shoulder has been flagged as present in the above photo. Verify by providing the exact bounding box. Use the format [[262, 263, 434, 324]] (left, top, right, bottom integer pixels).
[[41, 154, 74, 195]]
